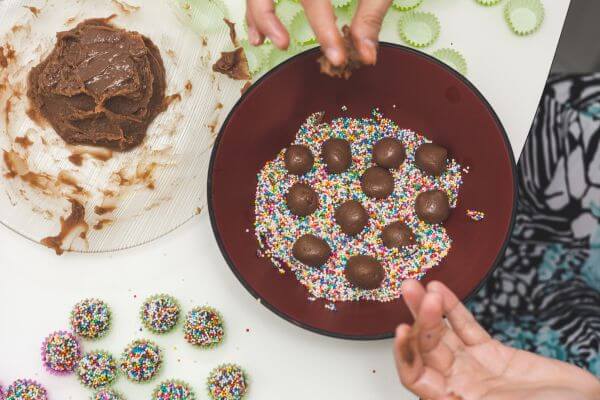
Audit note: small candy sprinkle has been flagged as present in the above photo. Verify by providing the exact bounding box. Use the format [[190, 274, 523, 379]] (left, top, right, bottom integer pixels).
[[141, 294, 181, 334], [184, 307, 224, 348], [207, 364, 248, 400], [76, 350, 118, 389], [41, 331, 81, 374], [5, 380, 47, 400], [70, 299, 111, 339], [152, 380, 195, 400], [467, 210, 485, 221], [341, 105, 348, 111], [92, 389, 125, 400], [324, 303, 337, 311], [120, 339, 162, 382]]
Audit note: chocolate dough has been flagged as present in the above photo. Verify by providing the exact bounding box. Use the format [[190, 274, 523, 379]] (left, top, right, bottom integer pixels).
[[318, 25, 363, 80], [27, 18, 167, 150]]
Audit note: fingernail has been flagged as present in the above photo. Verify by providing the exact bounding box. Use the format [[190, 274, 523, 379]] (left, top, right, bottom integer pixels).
[[325, 47, 344, 66], [362, 38, 377, 65], [248, 26, 260, 46]]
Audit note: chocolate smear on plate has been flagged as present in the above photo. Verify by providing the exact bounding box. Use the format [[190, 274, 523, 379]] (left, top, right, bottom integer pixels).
[[213, 47, 250, 81], [41, 199, 89, 255]]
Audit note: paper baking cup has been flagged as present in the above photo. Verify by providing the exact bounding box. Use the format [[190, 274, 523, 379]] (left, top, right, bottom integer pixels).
[[152, 380, 196, 400], [332, 0, 352, 7], [275, 0, 303, 26], [206, 364, 249, 400], [140, 294, 182, 334], [432, 48, 468, 75], [290, 11, 317, 45], [392, 0, 423, 11], [504, 0, 544, 35], [398, 12, 440, 48], [92, 388, 126, 400], [475, 0, 502, 6], [41, 330, 82, 375], [240, 40, 272, 75]]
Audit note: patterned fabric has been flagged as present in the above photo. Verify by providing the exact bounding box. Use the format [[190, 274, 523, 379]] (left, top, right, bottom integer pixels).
[[468, 74, 600, 376]]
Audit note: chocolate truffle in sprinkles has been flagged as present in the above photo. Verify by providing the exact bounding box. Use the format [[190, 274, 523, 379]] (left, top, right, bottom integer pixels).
[[41, 331, 81, 374], [381, 221, 415, 249], [292, 234, 331, 267], [321, 137, 352, 174], [373, 137, 406, 169], [76, 350, 118, 389], [92, 389, 125, 400], [4, 380, 48, 400], [361, 166, 394, 199], [120, 339, 162, 382], [184, 306, 224, 348], [152, 380, 195, 400], [415, 143, 448, 176], [70, 298, 111, 339], [416, 189, 451, 224], [286, 182, 319, 216], [284, 144, 314, 175], [207, 364, 248, 400], [141, 294, 181, 334], [334, 200, 369, 235], [345, 255, 385, 290]]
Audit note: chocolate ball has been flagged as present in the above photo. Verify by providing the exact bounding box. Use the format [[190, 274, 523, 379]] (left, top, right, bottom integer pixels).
[[292, 234, 331, 267], [415, 143, 448, 176], [415, 189, 450, 224], [373, 137, 406, 169], [284, 144, 314, 175], [381, 221, 415, 249], [345, 255, 385, 290], [322, 138, 352, 174], [334, 200, 369, 235], [286, 182, 319, 216], [361, 166, 394, 199]]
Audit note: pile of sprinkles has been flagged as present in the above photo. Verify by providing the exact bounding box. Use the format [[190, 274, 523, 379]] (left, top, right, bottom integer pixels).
[[76, 350, 118, 389], [184, 307, 224, 348], [70, 299, 111, 339], [467, 209, 485, 221], [141, 294, 181, 334], [254, 111, 463, 302], [119, 339, 162, 382], [152, 380, 196, 400], [206, 364, 248, 400], [4, 380, 47, 400], [41, 331, 81, 374], [93, 389, 125, 400]]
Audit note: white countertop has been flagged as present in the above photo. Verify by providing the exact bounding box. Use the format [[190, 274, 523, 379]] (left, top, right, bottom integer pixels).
[[0, 1, 570, 399]]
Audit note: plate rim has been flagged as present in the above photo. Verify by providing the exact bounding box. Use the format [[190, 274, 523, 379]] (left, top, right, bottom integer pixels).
[[207, 42, 518, 341]]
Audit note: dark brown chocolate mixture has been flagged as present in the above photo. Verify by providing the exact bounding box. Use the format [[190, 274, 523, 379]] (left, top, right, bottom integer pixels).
[[213, 47, 250, 81], [318, 25, 363, 80], [27, 17, 167, 151], [41, 199, 88, 255]]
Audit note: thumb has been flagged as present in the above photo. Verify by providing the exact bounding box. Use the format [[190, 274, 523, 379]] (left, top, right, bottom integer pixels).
[[350, 0, 392, 65]]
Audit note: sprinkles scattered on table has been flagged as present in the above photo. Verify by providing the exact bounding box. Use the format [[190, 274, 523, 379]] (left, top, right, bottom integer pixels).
[[467, 210, 485, 221], [4, 379, 48, 400], [120, 339, 162, 382], [141, 294, 181, 334], [152, 380, 196, 400], [207, 364, 248, 400], [254, 111, 464, 302], [70, 299, 111, 339], [184, 306, 224, 348], [76, 350, 118, 389], [41, 331, 81, 374], [92, 389, 125, 400]]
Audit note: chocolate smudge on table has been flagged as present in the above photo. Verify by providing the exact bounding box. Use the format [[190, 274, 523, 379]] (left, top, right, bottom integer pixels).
[[213, 47, 250, 81], [41, 199, 88, 255], [224, 18, 238, 47], [201, 36, 208, 47], [94, 205, 116, 215], [68, 147, 113, 166], [57, 171, 85, 193], [0, 44, 16, 68], [318, 25, 363, 80], [24, 6, 40, 17], [215, 102, 223, 110], [163, 93, 181, 109], [68, 153, 83, 166], [93, 219, 112, 230], [15, 136, 33, 148], [111, 0, 140, 14], [185, 81, 192, 93]]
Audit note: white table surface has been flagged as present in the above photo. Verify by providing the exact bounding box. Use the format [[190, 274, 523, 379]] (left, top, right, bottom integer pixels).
[[0, 1, 570, 399]]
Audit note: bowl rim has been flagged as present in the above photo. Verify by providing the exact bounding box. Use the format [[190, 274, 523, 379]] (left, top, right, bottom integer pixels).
[[207, 42, 518, 341]]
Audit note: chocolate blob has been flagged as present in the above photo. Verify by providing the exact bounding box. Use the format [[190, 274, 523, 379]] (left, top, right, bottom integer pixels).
[[373, 137, 406, 169], [345, 255, 385, 290], [334, 200, 369, 235], [415, 143, 448, 176], [286, 182, 319, 216], [361, 166, 394, 199], [292, 234, 331, 267], [381, 221, 415, 249], [415, 190, 450, 224], [322, 138, 352, 174], [284, 144, 314, 175]]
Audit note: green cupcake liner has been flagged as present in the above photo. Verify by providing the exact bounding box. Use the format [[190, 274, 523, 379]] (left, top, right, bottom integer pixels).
[[183, 306, 225, 349], [92, 388, 126, 400], [76, 350, 118, 390], [119, 339, 163, 383], [398, 12, 440, 48], [241, 40, 273, 75], [152, 379, 196, 400], [70, 298, 112, 340], [432, 48, 468, 75], [140, 294, 181, 335], [206, 363, 249, 400], [290, 11, 317, 45], [475, 0, 502, 6], [332, 0, 352, 7], [275, 0, 303, 26], [504, 0, 544, 36], [392, 0, 423, 11]]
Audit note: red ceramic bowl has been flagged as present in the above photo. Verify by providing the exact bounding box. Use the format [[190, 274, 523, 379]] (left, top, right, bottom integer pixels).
[[208, 43, 516, 340]]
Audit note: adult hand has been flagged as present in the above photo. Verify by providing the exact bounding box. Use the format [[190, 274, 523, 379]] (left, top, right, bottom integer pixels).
[[394, 280, 600, 400], [245, 0, 392, 66]]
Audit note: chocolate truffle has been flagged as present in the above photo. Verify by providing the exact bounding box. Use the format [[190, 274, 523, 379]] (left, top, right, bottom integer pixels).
[[334, 200, 369, 235], [286, 183, 319, 216], [345, 255, 385, 290], [284, 144, 314, 175], [361, 166, 394, 199], [322, 138, 352, 174], [373, 137, 406, 169], [415, 143, 448, 176], [292, 234, 331, 267], [415, 190, 450, 224], [381, 221, 415, 249]]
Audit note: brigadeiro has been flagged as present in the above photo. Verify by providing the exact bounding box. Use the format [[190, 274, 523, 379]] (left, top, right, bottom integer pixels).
[[381, 221, 415, 249], [415, 189, 450, 224], [415, 143, 448, 176], [321, 138, 352, 174], [292, 234, 331, 267], [361, 166, 394, 199], [373, 137, 406, 169], [286, 182, 319, 216], [284, 144, 314, 175], [334, 200, 369, 235], [345, 255, 385, 290]]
